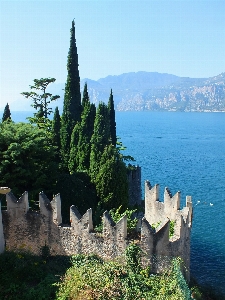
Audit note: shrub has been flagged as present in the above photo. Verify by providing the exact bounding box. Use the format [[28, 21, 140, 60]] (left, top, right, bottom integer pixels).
[[56, 245, 192, 300]]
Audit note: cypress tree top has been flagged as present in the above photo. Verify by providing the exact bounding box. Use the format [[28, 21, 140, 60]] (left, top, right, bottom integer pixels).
[[63, 20, 81, 124], [61, 20, 82, 165], [108, 89, 117, 146], [82, 82, 89, 108]]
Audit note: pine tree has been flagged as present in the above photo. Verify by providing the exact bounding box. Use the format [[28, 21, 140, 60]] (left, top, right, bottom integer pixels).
[[95, 144, 128, 211], [52, 106, 61, 163], [61, 20, 82, 168], [21, 78, 60, 119], [108, 89, 117, 146], [89, 102, 110, 180], [2, 103, 11, 122]]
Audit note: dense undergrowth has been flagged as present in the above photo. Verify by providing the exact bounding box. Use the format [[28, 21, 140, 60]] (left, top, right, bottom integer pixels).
[[0, 245, 223, 300], [0, 250, 71, 300], [56, 247, 191, 300]]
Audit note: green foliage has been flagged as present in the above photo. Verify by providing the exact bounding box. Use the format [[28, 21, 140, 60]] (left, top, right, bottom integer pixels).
[[109, 205, 138, 233], [21, 78, 60, 128], [95, 205, 138, 233], [61, 20, 82, 167], [170, 220, 176, 238], [190, 286, 203, 300], [55, 172, 98, 223], [51, 106, 61, 163], [116, 138, 135, 163], [151, 220, 176, 238], [0, 122, 57, 199], [94, 144, 128, 211], [56, 246, 192, 300], [2, 103, 12, 122], [76, 101, 96, 172], [125, 243, 142, 273], [69, 96, 96, 173], [0, 251, 71, 300], [0, 251, 217, 300], [68, 122, 80, 172], [108, 89, 117, 146], [89, 102, 111, 178], [81, 82, 89, 108], [151, 221, 161, 230]]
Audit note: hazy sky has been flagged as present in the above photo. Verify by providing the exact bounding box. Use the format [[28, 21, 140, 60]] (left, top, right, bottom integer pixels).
[[0, 0, 225, 110]]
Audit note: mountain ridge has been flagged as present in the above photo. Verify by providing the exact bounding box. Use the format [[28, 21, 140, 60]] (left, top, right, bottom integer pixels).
[[21, 71, 225, 113], [80, 71, 225, 112]]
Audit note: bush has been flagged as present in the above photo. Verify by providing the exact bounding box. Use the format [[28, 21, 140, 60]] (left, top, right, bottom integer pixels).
[[95, 205, 138, 234], [56, 244, 192, 300]]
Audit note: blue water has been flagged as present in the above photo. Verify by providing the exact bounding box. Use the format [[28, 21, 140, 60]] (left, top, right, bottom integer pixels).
[[116, 111, 225, 295], [2, 111, 225, 294]]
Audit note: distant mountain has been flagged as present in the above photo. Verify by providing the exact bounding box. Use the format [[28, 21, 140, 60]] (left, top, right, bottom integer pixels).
[[80, 72, 225, 112], [44, 72, 225, 113]]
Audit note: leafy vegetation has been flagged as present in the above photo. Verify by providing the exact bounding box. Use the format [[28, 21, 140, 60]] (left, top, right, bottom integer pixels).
[[93, 144, 128, 211], [2, 103, 11, 122], [151, 220, 176, 238], [0, 19, 224, 300], [0, 248, 222, 300], [0, 20, 130, 223], [169, 220, 176, 238], [56, 244, 192, 300], [21, 78, 60, 131], [60, 20, 82, 168], [95, 205, 138, 233], [52, 106, 61, 164], [0, 122, 57, 200], [0, 251, 71, 300], [109, 205, 138, 233], [108, 89, 117, 146]]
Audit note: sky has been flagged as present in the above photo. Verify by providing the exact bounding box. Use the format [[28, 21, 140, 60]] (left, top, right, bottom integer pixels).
[[0, 0, 225, 110]]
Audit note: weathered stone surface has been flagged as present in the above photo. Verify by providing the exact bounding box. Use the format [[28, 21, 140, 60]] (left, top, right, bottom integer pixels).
[[0, 180, 192, 282]]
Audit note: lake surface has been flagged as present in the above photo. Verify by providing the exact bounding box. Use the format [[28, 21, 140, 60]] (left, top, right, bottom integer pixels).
[[3, 110, 225, 294], [116, 111, 225, 295]]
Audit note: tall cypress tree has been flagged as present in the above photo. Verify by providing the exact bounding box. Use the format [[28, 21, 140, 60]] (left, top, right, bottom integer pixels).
[[61, 20, 82, 168], [69, 102, 96, 173], [68, 122, 80, 173], [78, 103, 96, 172], [95, 144, 128, 211], [2, 103, 11, 122], [52, 106, 61, 163], [89, 102, 110, 180], [81, 82, 89, 108], [108, 89, 116, 146]]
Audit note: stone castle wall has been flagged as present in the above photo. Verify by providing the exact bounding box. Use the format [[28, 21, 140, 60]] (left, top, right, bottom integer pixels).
[[127, 166, 142, 206], [0, 180, 192, 281], [0, 201, 4, 253]]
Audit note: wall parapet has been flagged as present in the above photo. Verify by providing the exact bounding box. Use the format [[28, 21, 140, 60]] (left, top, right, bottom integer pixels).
[[0, 181, 192, 281]]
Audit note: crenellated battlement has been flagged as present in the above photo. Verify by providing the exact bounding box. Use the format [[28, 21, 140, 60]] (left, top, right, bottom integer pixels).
[[145, 180, 192, 228], [6, 191, 29, 218], [0, 180, 192, 281]]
